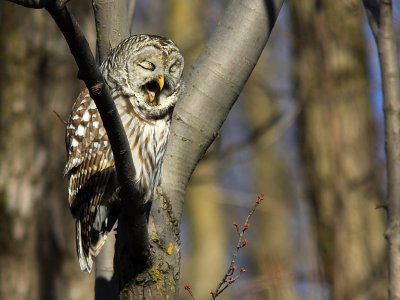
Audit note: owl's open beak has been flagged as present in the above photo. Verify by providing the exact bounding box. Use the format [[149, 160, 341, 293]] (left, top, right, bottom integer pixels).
[[157, 75, 165, 91], [146, 75, 165, 104]]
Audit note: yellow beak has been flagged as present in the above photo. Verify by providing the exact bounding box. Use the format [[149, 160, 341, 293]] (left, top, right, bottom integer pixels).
[[148, 75, 165, 103], [157, 74, 165, 91]]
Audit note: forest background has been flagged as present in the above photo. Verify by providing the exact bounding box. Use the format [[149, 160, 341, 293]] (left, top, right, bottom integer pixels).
[[0, 0, 392, 299]]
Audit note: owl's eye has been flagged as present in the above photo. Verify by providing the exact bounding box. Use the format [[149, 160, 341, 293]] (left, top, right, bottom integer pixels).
[[138, 61, 155, 71], [169, 62, 181, 74]]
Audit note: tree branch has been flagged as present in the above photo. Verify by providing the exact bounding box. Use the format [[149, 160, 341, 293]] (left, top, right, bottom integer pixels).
[[7, 0, 44, 8], [211, 194, 264, 299], [46, 4, 149, 285], [44, 6, 139, 206], [7, 0, 69, 9], [90, 1, 132, 297], [92, 0, 130, 63], [47, 1, 149, 292], [47, 0, 149, 290], [365, 0, 400, 298], [160, 0, 285, 222]]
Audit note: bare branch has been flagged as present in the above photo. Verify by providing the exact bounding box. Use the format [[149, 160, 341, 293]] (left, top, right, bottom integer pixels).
[[7, 0, 47, 8], [365, 0, 400, 298], [90, 0, 132, 295], [7, 0, 71, 8], [43, 5, 139, 201], [211, 194, 264, 299], [47, 5, 149, 290], [184, 285, 198, 300], [378, 0, 400, 298]]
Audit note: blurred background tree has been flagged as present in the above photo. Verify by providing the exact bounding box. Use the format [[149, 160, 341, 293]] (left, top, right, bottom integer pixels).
[[291, 1, 386, 299], [0, 2, 95, 299], [0, 0, 390, 299]]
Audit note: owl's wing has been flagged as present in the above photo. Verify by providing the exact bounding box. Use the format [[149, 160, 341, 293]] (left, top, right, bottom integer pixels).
[[65, 89, 117, 272], [65, 89, 111, 180]]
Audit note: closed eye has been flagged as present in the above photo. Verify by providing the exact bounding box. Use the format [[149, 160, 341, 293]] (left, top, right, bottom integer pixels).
[[169, 62, 181, 74], [139, 61, 155, 71]]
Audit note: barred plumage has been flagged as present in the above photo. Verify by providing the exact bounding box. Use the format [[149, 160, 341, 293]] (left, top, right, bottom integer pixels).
[[64, 35, 184, 272]]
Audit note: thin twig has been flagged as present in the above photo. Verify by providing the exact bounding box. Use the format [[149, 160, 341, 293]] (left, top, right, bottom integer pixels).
[[184, 285, 198, 300], [210, 194, 264, 299], [52, 110, 66, 124]]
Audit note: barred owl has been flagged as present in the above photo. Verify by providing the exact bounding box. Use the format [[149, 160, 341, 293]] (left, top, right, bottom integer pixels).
[[64, 35, 184, 272]]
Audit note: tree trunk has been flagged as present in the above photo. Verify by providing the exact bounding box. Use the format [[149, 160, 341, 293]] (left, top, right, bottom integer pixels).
[[291, 1, 386, 299], [124, 0, 284, 298], [167, 2, 228, 298]]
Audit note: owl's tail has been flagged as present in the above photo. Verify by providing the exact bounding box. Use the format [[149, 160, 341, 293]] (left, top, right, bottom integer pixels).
[[76, 220, 111, 273], [76, 190, 121, 272], [76, 220, 93, 272]]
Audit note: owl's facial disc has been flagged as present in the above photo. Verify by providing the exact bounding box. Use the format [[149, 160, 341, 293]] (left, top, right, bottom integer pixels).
[[144, 74, 165, 106]]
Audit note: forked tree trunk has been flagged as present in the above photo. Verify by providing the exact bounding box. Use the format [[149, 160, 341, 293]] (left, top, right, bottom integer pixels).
[[122, 0, 284, 297]]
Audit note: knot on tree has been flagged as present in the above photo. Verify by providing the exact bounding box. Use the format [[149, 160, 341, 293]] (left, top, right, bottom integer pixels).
[[90, 83, 104, 96]]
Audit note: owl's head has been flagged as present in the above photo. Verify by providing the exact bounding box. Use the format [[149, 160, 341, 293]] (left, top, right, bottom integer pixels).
[[100, 35, 184, 118]]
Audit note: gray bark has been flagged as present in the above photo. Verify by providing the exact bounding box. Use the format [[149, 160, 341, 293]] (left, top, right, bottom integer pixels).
[[161, 0, 284, 224], [119, 0, 285, 297], [92, 0, 130, 63]]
